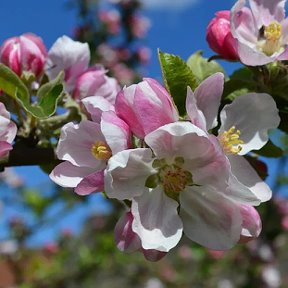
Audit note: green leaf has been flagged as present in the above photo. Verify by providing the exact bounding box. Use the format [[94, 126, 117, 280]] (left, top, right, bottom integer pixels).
[[0, 63, 29, 100], [254, 140, 283, 158], [0, 64, 64, 119], [158, 50, 198, 116], [223, 67, 256, 101], [35, 72, 64, 118], [187, 50, 225, 82]]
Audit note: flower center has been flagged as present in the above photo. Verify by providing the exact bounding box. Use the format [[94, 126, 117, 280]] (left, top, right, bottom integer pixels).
[[218, 126, 244, 155], [91, 141, 112, 161], [258, 21, 283, 56], [264, 21, 282, 42], [145, 157, 193, 200]]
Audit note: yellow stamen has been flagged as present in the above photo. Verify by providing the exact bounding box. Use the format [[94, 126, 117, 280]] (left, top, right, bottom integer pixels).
[[219, 126, 244, 155], [264, 21, 282, 42], [159, 164, 192, 199], [91, 141, 112, 161], [258, 21, 283, 56]]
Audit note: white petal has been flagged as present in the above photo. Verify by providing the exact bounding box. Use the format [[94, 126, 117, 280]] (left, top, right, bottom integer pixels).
[[231, 1, 258, 45], [228, 155, 272, 202], [56, 121, 106, 169], [220, 93, 280, 154], [180, 185, 242, 250], [237, 41, 276, 66], [82, 96, 115, 123], [131, 187, 183, 252], [49, 161, 94, 188], [193, 72, 224, 130], [249, 0, 285, 28], [105, 148, 155, 200], [45, 35, 90, 91], [227, 168, 261, 205], [145, 122, 209, 162], [185, 87, 207, 131], [101, 111, 131, 154]]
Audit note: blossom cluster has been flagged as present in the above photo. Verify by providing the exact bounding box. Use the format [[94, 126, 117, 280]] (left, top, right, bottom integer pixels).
[[0, 0, 285, 262], [43, 36, 279, 260]]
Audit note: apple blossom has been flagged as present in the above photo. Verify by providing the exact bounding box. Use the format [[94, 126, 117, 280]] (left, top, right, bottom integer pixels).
[[73, 66, 120, 103], [105, 121, 260, 251], [115, 78, 179, 138], [230, 0, 288, 65], [206, 11, 239, 60], [0, 33, 47, 78], [0, 103, 17, 158], [50, 109, 131, 195], [186, 72, 280, 204], [45, 35, 90, 92]]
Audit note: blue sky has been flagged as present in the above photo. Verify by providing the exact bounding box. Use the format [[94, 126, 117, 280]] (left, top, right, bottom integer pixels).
[[0, 0, 286, 245]]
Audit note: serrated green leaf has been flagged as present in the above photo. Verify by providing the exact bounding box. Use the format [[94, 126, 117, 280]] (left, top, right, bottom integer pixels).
[[0, 64, 64, 118], [254, 140, 283, 158], [187, 50, 225, 82], [158, 50, 198, 116]]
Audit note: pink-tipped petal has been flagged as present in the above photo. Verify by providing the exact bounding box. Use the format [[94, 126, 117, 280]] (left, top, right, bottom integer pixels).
[[131, 186, 183, 252], [193, 72, 224, 130], [75, 170, 104, 195]]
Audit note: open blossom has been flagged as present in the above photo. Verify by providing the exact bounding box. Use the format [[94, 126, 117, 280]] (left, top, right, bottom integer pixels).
[[45, 36, 90, 92], [230, 0, 288, 65], [105, 121, 262, 252], [206, 11, 239, 60], [186, 72, 280, 206], [0, 103, 17, 158], [115, 78, 179, 139], [50, 105, 131, 195], [73, 66, 120, 103], [0, 33, 47, 78]]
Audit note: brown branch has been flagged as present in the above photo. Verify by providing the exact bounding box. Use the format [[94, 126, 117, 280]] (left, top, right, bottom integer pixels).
[[0, 146, 58, 170]]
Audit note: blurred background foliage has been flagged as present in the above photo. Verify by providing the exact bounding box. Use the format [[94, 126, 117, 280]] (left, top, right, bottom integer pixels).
[[0, 0, 287, 287]]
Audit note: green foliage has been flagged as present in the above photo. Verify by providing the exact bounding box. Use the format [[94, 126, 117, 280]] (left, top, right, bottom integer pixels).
[[186, 50, 224, 82], [0, 64, 64, 119], [222, 67, 256, 101], [158, 50, 198, 116]]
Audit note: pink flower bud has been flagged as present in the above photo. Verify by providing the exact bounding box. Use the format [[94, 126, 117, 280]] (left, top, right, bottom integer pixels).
[[206, 11, 239, 61], [115, 211, 167, 261], [114, 211, 142, 253], [0, 33, 47, 78], [0, 103, 17, 158], [115, 78, 179, 138], [239, 205, 262, 243], [73, 66, 120, 103]]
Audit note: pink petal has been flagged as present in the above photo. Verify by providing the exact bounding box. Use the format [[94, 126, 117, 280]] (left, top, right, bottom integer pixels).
[[75, 170, 104, 195], [193, 72, 224, 130], [249, 0, 285, 28], [115, 211, 141, 253], [49, 161, 95, 188]]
